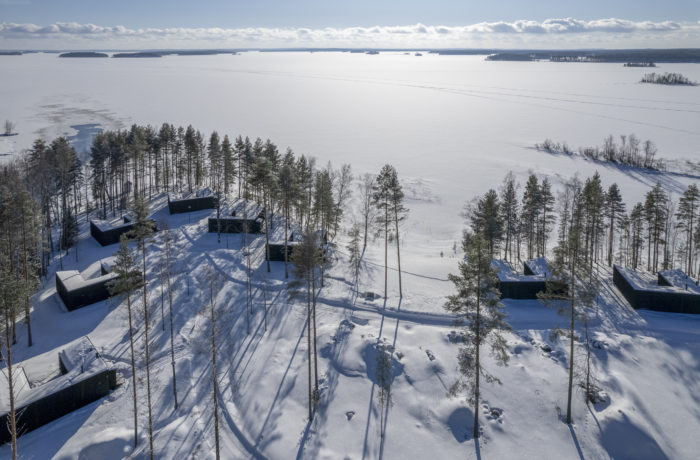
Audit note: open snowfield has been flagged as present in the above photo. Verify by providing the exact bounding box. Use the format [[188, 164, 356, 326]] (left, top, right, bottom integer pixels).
[[1, 52, 699, 458]]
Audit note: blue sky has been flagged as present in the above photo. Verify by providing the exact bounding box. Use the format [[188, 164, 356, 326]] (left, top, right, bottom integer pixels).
[[1, 0, 699, 49]]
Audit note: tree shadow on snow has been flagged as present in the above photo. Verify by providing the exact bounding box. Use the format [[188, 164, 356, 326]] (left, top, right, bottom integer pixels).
[[601, 414, 669, 460]]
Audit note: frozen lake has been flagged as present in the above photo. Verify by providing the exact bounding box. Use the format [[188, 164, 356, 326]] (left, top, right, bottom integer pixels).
[[1, 52, 699, 241]]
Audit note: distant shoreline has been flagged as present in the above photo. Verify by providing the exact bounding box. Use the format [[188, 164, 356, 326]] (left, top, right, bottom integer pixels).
[[0, 48, 697, 63]]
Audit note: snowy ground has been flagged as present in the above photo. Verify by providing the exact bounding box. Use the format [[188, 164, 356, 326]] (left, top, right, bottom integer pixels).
[[0, 191, 697, 460]]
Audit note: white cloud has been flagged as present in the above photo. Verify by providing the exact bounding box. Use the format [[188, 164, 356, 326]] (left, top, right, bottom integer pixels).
[[0, 18, 698, 49]]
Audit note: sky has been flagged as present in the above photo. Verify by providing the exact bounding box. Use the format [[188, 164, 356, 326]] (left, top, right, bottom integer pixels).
[[1, 0, 700, 49]]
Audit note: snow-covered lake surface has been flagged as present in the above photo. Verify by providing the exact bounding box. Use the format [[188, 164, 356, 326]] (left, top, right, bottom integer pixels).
[[1, 52, 699, 459]]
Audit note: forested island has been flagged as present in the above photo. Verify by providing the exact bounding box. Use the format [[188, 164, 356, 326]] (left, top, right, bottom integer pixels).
[[481, 49, 700, 63], [0, 51, 22, 56], [624, 62, 655, 67], [58, 52, 109, 58], [112, 52, 163, 58], [640, 72, 697, 86]]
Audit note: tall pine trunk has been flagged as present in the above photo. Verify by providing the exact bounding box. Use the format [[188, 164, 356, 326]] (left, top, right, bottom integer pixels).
[[312, 267, 319, 399], [127, 294, 138, 448], [142, 246, 154, 460], [384, 196, 388, 298], [210, 283, 220, 460], [566, 254, 576, 425], [395, 206, 403, 298], [473, 265, 481, 439], [167, 272, 178, 409], [21, 207, 32, 347], [5, 311, 18, 460], [307, 276, 313, 421]]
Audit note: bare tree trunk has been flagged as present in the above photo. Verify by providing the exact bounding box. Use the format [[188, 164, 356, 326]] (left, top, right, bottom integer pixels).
[[312, 268, 319, 400], [384, 197, 388, 298], [567, 257, 576, 425], [210, 282, 220, 460], [307, 276, 313, 421], [395, 207, 402, 298], [5, 311, 18, 460], [265, 198, 271, 273], [142, 247, 154, 460], [167, 271, 178, 409], [21, 207, 32, 347], [127, 295, 138, 448], [474, 265, 481, 439]]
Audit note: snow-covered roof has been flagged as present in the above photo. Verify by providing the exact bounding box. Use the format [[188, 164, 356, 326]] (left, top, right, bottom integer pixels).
[[169, 187, 214, 201], [524, 257, 550, 277], [90, 217, 133, 232], [57, 270, 117, 291], [0, 337, 112, 413], [491, 259, 544, 282], [658, 269, 700, 295], [56, 270, 84, 291], [615, 265, 698, 294], [226, 198, 264, 219], [100, 256, 116, 274]]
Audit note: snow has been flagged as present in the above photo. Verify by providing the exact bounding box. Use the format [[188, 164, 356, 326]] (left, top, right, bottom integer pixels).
[[0, 53, 699, 458], [658, 269, 700, 294]]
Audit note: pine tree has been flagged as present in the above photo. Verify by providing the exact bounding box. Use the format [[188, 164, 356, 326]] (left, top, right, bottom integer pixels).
[[676, 184, 699, 276], [373, 165, 407, 297], [645, 183, 668, 272], [444, 231, 510, 439], [538, 178, 556, 257], [347, 223, 362, 291], [581, 173, 605, 281], [290, 228, 323, 420], [253, 154, 275, 272], [128, 195, 155, 459], [521, 175, 541, 260], [107, 235, 144, 449], [470, 189, 503, 258], [538, 178, 596, 425], [332, 164, 353, 239], [159, 221, 178, 409], [358, 173, 377, 250], [629, 203, 645, 269], [499, 173, 519, 262], [198, 267, 222, 460], [221, 134, 235, 195], [277, 151, 299, 279], [0, 265, 24, 460], [605, 183, 626, 266]]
